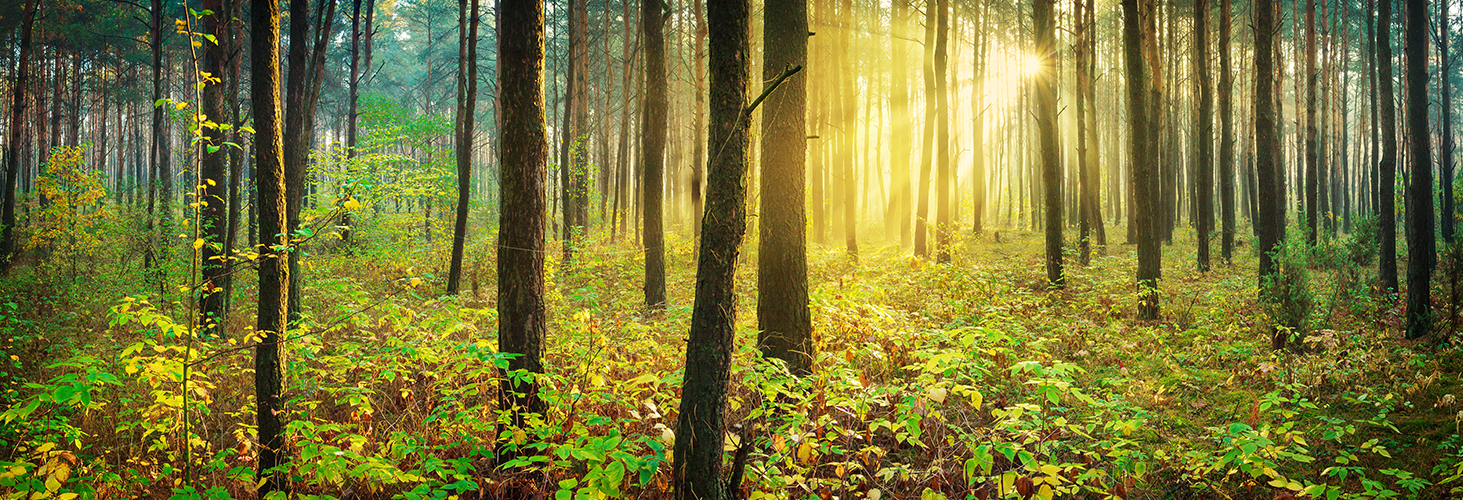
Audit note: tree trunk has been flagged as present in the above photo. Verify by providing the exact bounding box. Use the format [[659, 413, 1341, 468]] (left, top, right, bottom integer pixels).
[[1441, 0, 1455, 243], [757, 0, 811, 376], [1219, 0, 1235, 262], [1036, 0, 1063, 284], [1195, 0, 1213, 271], [1304, 0, 1318, 246], [914, 0, 935, 257], [1123, 0, 1161, 319], [249, 0, 289, 490], [642, 0, 667, 310], [672, 0, 750, 494], [1379, 0, 1398, 293], [841, 0, 858, 260], [495, 0, 548, 466], [1404, 0, 1434, 339], [447, 0, 479, 294], [199, 0, 231, 335], [0, 0, 34, 272]]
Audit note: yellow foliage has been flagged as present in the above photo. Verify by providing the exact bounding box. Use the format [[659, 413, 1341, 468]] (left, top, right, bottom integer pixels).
[[27, 146, 110, 266]]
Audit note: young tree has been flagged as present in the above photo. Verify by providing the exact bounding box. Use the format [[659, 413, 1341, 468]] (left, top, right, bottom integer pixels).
[[496, 0, 548, 462], [0, 0, 35, 272], [1123, 0, 1161, 318], [446, 0, 479, 294], [250, 0, 290, 490], [1194, 0, 1213, 271], [1404, 0, 1433, 339], [642, 0, 668, 311], [1378, 0, 1398, 294], [1036, 0, 1063, 284], [672, 0, 757, 495], [757, 0, 813, 375]]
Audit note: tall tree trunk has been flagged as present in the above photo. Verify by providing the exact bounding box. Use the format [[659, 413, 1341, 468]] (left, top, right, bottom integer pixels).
[[0, 0, 34, 272], [1379, 0, 1399, 293], [250, 0, 289, 490], [1123, 0, 1161, 319], [199, 0, 231, 335], [1219, 0, 1235, 262], [642, 0, 667, 310], [447, 0, 479, 294], [672, 0, 751, 495], [496, 0, 548, 466], [914, 0, 935, 257], [1304, 0, 1319, 246], [1256, 0, 1288, 347], [1441, 0, 1455, 243], [1404, 0, 1434, 339], [1036, 0, 1063, 284], [692, 0, 707, 242], [1195, 0, 1213, 271], [757, 0, 811, 376], [841, 0, 858, 259]]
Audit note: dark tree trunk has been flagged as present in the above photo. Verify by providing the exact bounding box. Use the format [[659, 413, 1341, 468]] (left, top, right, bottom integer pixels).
[[1195, 0, 1213, 271], [0, 0, 34, 272], [1441, 0, 1455, 243], [1123, 0, 1161, 319], [1379, 0, 1398, 293], [249, 0, 289, 491], [1304, 0, 1318, 246], [671, 0, 750, 495], [914, 0, 935, 257], [934, 0, 951, 263], [641, 0, 667, 310], [283, 0, 336, 321], [1256, 0, 1288, 347], [495, 0, 548, 464], [841, 0, 858, 260], [1404, 0, 1434, 339], [1219, 0, 1235, 262], [223, 0, 244, 320], [447, 0, 479, 294], [1036, 0, 1063, 284], [757, 0, 812, 376], [199, 0, 230, 335]]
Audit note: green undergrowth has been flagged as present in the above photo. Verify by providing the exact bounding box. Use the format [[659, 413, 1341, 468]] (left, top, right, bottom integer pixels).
[[3, 223, 1463, 500]]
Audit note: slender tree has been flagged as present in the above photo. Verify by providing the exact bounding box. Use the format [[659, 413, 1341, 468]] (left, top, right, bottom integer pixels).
[[198, 0, 230, 335], [250, 0, 289, 489], [1379, 0, 1398, 293], [1036, 0, 1063, 285], [935, 0, 952, 263], [758, 0, 812, 375], [1304, 0, 1319, 246], [642, 0, 667, 310], [446, 0, 479, 294], [1441, 0, 1455, 243], [1195, 0, 1213, 271], [1219, 0, 1236, 262], [496, 0, 548, 464], [914, 0, 936, 257], [672, 0, 756, 495], [1404, 0, 1433, 339], [1123, 0, 1161, 318], [0, 0, 35, 272]]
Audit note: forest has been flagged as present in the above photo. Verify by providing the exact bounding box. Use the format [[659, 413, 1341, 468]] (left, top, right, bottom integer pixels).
[[1, 0, 1463, 495]]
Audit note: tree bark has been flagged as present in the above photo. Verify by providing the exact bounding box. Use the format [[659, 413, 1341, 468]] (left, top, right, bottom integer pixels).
[[914, 0, 935, 258], [250, 0, 289, 490], [642, 0, 667, 310], [199, 0, 231, 335], [1404, 0, 1433, 339], [1195, 0, 1213, 271], [1123, 0, 1161, 319], [1219, 0, 1235, 262], [447, 0, 479, 294], [757, 0, 812, 376], [496, 0, 548, 465], [672, 0, 750, 495], [1036, 0, 1063, 284], [1379, 0, 1399, 294], [0, 0, 34, 273]]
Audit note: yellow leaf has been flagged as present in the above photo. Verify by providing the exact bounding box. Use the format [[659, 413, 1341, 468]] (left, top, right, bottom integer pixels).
[[343, 197, 362, 211], [193, 238, 206, 250], [796, 442, 814, 464], [927, 386, 947, 404], [409, 277, 422, 287]]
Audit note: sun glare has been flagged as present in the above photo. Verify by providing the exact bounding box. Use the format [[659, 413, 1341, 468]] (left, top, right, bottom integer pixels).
[[1023, 55, 1044, 76]]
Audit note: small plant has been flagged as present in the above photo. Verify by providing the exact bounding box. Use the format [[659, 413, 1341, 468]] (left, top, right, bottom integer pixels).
[[1262, 237, 1315, 347]]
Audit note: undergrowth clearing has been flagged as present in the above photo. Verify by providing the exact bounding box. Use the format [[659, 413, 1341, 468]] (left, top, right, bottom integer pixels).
[[3, 224, 1461, 500]]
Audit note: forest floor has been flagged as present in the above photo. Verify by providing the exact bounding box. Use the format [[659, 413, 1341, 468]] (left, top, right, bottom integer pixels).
[[3, 222, 1463, 500]]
